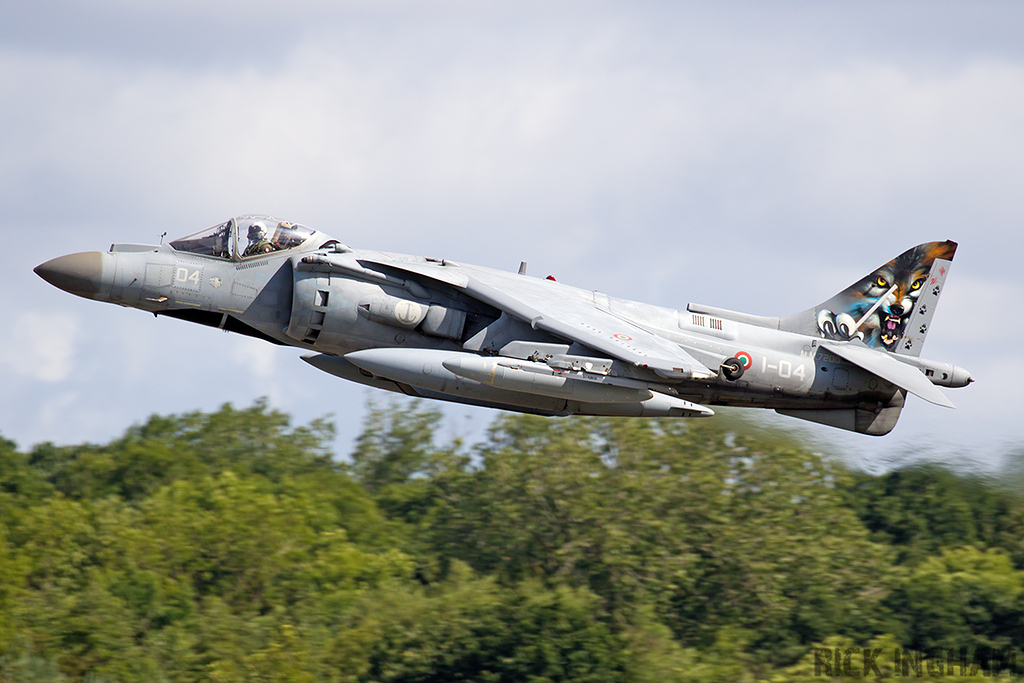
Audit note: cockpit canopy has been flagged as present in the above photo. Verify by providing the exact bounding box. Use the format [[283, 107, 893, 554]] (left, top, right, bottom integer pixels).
[[169, 216, 317, 260]]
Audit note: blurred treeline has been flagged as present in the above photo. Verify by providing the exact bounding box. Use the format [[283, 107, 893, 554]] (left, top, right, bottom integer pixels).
[[1, 399, 1023, 682]]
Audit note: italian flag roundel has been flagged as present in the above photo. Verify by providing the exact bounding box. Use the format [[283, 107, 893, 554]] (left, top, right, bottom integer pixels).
[[735, 352, 752, 369]]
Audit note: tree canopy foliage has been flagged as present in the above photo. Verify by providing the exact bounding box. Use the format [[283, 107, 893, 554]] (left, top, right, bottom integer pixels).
[[2, 399, 1023, 681]]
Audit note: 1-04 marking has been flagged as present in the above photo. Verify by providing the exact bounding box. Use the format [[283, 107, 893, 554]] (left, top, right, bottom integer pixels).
[[761, 356, 806, 380]]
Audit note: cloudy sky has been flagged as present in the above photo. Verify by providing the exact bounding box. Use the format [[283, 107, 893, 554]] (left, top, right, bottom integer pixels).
[[3, 1, 1022, 471]]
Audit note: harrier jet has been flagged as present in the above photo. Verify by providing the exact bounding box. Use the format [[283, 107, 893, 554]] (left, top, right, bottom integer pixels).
[[36, 216, 972, 435]]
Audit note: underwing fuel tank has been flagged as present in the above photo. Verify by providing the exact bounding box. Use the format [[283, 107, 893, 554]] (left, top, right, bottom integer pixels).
[[304, 348, 713, 418], [441, 354, 651, 404]]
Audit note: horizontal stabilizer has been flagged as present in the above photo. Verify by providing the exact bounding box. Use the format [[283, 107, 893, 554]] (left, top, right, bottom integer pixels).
[[823, 341, 955, 408]]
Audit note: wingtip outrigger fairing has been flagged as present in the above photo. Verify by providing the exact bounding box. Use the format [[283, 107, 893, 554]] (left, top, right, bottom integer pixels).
[[36, 218, 972, 436]]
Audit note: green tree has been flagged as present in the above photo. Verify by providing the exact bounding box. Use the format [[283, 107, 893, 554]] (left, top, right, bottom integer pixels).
[[7, 400, 1024, 682], [844, 465, 1024, 566], [336, 562, 625, 683], [889, 546, 1024, 653], [36, 399, 338, 502], [348, 397, 445, 493], [0, 436, 52, 511], [0, 528, 28, 654], [429, 414, 892, 665], [8, 496, 157, 679]]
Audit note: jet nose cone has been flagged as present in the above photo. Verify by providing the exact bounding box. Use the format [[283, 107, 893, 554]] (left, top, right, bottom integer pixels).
[[35, 252, 107, 298]]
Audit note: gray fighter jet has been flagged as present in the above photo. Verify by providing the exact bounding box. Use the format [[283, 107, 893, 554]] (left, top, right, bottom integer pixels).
[[35, 216, 972, 435]]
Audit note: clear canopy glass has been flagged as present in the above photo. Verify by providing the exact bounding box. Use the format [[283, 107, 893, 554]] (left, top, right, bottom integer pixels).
[[169, 220, 234, 259], [237, 216, 315, 258], [169, 216, 316, 260]]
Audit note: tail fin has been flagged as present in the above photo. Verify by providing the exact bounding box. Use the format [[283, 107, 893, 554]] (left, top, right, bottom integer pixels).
[[781, 240, 957, 356]]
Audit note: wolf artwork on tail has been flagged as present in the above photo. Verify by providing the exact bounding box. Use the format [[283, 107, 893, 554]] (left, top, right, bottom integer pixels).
[[813, 240, 957, 356]]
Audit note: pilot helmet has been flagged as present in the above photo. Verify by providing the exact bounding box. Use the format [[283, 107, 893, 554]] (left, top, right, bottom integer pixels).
[[248, 221, 267, 240]]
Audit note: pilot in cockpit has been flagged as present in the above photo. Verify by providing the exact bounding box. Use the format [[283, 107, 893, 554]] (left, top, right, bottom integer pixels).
[[243, 221, 275, 257]]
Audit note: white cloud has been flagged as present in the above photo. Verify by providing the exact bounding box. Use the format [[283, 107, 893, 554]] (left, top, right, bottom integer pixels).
[[0, 311, 79, 382], [4, 20, 1022, 247], [230, 336, 279, 381]]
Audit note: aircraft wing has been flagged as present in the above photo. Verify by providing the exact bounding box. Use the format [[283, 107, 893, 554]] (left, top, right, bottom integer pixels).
[[462, 272, 714, 380], [358, 256, 714, 379], [823, 341, 955, 408], [356, 256, 470, 289]]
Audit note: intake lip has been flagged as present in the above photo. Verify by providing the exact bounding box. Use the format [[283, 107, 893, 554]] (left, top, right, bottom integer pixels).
[[34, 252, 106, 298]]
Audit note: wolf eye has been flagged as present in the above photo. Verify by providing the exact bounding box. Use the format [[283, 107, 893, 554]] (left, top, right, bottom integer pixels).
[[911, 277, 925, 290], [875, 276, 888, 288]]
